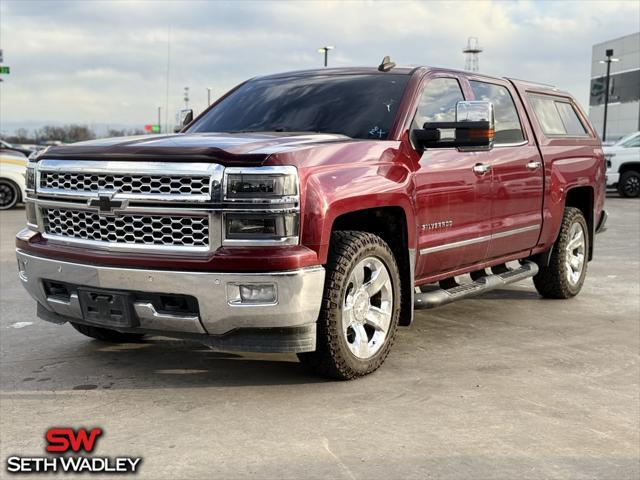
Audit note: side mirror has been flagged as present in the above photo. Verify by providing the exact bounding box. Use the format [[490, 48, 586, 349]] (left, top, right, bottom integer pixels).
[[174, 109, 194, 133], [412, 101, 495, 151]]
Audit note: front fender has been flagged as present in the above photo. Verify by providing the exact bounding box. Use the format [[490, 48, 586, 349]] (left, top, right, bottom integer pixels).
[[301, 163, 415, 264]]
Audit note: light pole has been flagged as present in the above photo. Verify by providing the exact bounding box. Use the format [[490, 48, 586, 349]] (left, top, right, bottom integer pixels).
[[206, 87, 212, 106], [317, 46, 334, 67], [157, 106, 162, 133], [599, 48, 619, 142]]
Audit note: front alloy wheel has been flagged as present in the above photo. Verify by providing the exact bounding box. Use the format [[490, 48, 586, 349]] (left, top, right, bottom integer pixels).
[[342, 256, 394, 360], [298, 231, 401, 380]]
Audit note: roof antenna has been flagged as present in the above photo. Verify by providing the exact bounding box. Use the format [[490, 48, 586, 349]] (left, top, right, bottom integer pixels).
[[378, 55, 396, 72]]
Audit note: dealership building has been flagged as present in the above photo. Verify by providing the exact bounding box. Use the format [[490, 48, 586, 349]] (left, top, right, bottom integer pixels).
[[589, 32, 640, 141]]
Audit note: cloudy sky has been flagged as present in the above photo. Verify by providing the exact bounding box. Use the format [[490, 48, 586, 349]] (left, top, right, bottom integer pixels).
[[1, 0, 638, 134]]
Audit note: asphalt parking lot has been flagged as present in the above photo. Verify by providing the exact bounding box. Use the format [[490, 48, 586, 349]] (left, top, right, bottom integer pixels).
[[1, 196, 638, 480]]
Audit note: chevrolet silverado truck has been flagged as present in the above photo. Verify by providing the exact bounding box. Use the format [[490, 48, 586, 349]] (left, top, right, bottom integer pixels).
[[16, 63, 606, 379]]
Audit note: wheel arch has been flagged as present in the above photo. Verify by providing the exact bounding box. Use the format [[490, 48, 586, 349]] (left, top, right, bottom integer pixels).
[[330, 206, 414, 327], [564, 186, 594, 261], [619, 162, 640, 175]]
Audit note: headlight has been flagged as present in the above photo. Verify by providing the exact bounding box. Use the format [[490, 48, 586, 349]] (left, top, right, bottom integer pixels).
[[225, 213, 298, 240], [224, 166, 298, 203], [25, 166, 36, 191], [222, 166, 300, 246]]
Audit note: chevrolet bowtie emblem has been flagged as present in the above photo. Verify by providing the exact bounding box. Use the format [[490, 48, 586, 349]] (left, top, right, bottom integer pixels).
[[87, 193, 127, 215]]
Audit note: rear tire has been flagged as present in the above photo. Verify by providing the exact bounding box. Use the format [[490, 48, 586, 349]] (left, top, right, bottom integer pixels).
[[71, 322, 145, 343], [0, 179, 19, 210], [533, 207, 589, 299], [298, 231, 401, 380], [617, 171, 640, 198]]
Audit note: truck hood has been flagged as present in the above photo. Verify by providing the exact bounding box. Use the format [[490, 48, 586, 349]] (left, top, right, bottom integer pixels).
[[38, 132, 353, 165]]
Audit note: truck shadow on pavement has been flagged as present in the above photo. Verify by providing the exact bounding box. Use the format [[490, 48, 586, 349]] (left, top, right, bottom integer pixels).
[[5, 331, 330, 393]]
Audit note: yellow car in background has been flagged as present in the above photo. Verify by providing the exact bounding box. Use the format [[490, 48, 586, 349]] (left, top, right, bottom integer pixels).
[[0, 149, 27, 210]]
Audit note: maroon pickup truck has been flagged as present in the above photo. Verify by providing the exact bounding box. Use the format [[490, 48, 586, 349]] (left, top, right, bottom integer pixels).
[[16, 63, 606, 379]]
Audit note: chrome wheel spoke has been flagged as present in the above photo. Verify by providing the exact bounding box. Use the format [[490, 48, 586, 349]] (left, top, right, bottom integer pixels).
[[342, 306, 355, 332], [350, 265, 365, 289], [365, 306, 390, 333], [354, 324, 370, 358], [567, 231, 583, 250], [364, 265, 390, 296]]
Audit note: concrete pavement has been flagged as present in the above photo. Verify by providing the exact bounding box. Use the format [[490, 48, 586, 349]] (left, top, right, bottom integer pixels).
[[1, 196, 638, 479]]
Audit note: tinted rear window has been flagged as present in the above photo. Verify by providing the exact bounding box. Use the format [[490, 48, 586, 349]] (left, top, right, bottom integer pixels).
[[189, 74, 410, 140], [528, 94, 588, 137]]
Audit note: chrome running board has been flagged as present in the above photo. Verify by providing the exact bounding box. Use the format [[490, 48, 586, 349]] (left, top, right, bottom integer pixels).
[[414, 261, 539, 309]]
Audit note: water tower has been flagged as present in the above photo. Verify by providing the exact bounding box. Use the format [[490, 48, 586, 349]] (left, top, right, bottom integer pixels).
[[463, 37, 482, 72]]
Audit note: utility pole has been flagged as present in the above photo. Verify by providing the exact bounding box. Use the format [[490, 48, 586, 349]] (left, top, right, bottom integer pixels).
[[157, 106, 162, 133], [207, 87, 211, 106], [599, 48, 619, 142], [317, 46, 334, 67]]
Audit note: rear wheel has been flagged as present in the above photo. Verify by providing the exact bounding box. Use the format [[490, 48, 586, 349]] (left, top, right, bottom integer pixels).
[[533, 207, 589, 299], [617, 171, 640, 198], [0, 179, 19, 210], [71, 322, 145, 343], [298, 231, 401, 380]]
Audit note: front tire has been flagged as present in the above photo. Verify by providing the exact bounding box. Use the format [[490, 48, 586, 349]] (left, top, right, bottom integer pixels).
[[533, 207, 589, 299], [0, 179, 19, 210], [298, 231, 401, 380], [71, 322, 145, 343], [617, 171, 640, 198]]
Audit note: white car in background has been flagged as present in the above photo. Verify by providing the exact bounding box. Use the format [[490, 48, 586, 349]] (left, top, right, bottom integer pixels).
[[604, 131, 640, 198], [0, 149, 27, 209]]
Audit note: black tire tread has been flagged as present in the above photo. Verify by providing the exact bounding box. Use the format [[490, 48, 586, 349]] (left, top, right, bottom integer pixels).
[[533, 207, 588, 299], [70, 322, 145, 343], [298, 231, 401, 380], [617, 170, 640, 198], [0, 178, 20, 210]]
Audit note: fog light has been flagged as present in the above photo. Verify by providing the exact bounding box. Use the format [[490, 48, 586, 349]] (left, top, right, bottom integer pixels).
[[227, 283, 277, 305]]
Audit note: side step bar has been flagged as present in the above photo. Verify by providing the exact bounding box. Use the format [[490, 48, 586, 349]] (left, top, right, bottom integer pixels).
[[414, 261, 539, 309]]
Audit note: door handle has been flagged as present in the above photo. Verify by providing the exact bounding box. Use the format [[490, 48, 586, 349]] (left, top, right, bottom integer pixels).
[[526, 161, 542, 171], [472, 163, 491, 175]]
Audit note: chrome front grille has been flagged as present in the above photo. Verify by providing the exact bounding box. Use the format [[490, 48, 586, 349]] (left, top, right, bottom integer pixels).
[[40, 172, 210, 196], [43, 208, 209, 248], [32, 160, 225, 254]]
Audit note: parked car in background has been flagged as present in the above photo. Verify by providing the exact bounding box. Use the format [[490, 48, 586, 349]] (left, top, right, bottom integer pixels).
[[604, 131, 640, 198], [0, 149, 27, 210], [0, 139, 36, 157]]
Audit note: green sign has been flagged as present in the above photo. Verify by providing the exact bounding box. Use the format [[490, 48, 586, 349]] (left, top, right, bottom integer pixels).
[[151, 124, 160, 133], [0, 66, 10, 75]]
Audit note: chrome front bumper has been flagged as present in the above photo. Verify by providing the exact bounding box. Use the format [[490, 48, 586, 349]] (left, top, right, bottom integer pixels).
[[16, 249, 324, 352]]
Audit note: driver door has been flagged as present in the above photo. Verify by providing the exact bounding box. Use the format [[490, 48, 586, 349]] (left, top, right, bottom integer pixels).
[[413, 76, 492, 282]]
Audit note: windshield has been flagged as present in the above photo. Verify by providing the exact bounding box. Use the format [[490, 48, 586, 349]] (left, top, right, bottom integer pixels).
[[188, 74, 410, 140], [614, 131, 640, 147]]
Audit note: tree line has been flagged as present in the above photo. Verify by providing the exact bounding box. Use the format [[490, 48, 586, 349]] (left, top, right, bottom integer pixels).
[[4, 125, 145, 145]]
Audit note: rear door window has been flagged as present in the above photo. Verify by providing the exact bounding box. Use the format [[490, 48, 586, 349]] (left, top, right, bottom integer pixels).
[[528, 94, 588, 137], [470, 81, 525, 144], [555, 102, 588, 136]]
